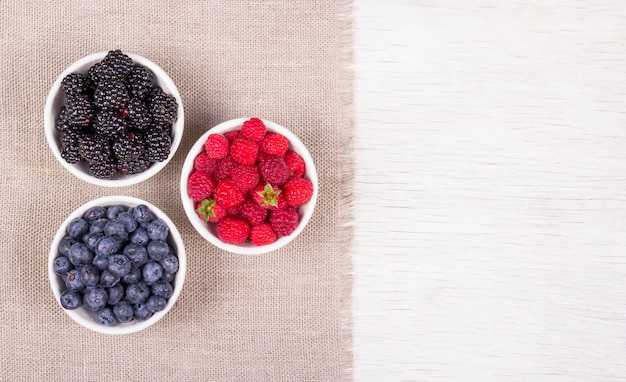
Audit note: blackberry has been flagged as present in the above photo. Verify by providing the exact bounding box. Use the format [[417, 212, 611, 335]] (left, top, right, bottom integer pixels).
[[112, 132, 144, 161], [90, 159, 118, 179], [144, 128, 172, 162], [61, 73, 93, 96], [55, 106, 71, 132], [149, 92, 178, 126], [99, 50, 134, 82], [94, 80, 129, 110], [65, 95, 95, 128], [125, 98, 152, 131], [93, 110, 127, 137], [118, 157, 151, 175], [87, 61, 104, 84], [60, 129, 83, 163], [78, 134, 112, 164], [127, 65, 154, 99]]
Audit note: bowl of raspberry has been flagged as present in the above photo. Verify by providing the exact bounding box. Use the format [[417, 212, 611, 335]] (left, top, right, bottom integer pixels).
[[180, 117, 318, 255], [48, 195, 187, 334], [44, 50, 184, 187]]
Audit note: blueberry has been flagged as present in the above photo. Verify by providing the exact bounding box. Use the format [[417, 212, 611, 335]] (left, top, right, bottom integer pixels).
[[116, 211, 138, 233], [142, 262, 163, 284], [78, 264, 100, 287], [83, 206, 106, 223], [99, 269, 120, 288], [83, 287, 108, 311], [92, 254, 109, 271], [60, 290, 82, 310], [63, 269, 85, 291], [89, 218, 109, 234], [133, 303, 153, 321], [107, 284, 124, 305], [106, 205, 126, 220], [123, 243, 148, 268], [112, 301, 134, 323], [147, 240, 169, 261], [68, 242, 94, 266], [160, 271, 176, 283], [82, 231, 104, 250], [159, 254, 179, 274], [58, 236, 78, 256], [53, 256, 72, 275], [132, 204, 154, 224], [145, 295, 167, 313], [125, 281, 150, 304], [95, 236, 121, 257], [108, 254, 131, 277], [122, 267, 142, 284], [147, 219, 169, 241], [96, 307, 117, 326], [129, 227, 150, 245], [67, 218, 89, 239], [151, 280, 173, 298], [104, 220, 128, 241]]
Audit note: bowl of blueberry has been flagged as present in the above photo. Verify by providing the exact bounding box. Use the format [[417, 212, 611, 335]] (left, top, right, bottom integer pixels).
[[44, 50, 184, 187], [48, 195, 186, 334]]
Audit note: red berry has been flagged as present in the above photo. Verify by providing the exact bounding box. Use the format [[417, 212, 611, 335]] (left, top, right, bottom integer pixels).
[[284, 150, 306, 177], [269, 208, 299, 237], [239, 200, 268, 226], [258, 156, 290, 186], [259, 133, 288, 156], [205, 134, 229, 159], [252, 183, 286, 210], [193, 152, 219, 175], [224, 130, 242, 143], [187, 171, 215, 202], [231, 164, 260, 192], [241, 118, 266, 142], [213, 155, 237, 182], [214, 179, 246, 208], [230, 137, 258, 165], [283, 177, 314, 206], [216, 217, 250, 244], [195, 199, 226, 223], [250, 224, 277, 246]]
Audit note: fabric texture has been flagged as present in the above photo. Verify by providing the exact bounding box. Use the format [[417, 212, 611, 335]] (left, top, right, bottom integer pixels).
[[0, 1, 353, 381]]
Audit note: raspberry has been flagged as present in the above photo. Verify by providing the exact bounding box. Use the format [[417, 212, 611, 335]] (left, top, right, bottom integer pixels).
[[193, 152, 219, 175], [216, 217, 250, 244], [187, 171, 215, 201], [284, 150, 306, 177], [230, 137, 258, 165], [195, 199, 226, 223], [283, 177, 314, 206], [213, 155, 237, 182], [205, 134, 229, 159], [224, 130, 242, 143], [241, 118, 266, 142], [231, 164, 260, 191], [269, 208, 299, 237], [259, 133, 288, 156], [214, 179, 246, 208], [239, 200, 268, 226], [252, 182, 286, 210], [250, 224, 277, 246], [258, 156, 290, 186]]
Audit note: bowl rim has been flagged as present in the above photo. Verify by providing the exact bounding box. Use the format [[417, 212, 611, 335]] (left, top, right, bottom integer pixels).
[[43, 51, 185, 187], [48, 195, 187, 334], [180, 117, 318, 255]]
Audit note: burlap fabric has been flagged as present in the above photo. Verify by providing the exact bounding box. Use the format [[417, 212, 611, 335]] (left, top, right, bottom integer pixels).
[[0, 2, 353, 380]]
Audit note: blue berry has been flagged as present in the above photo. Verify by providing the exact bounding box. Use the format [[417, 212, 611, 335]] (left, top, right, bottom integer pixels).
[[83, 287, 108, 311], [107, 284, 124, 305], [97, 307, 117, 326], [53, 256, 72, 275], [132, 204, 154, 224], [83, 206, 106, 223], [67, 218, 89, 238], [112, 301, 134, 323], [159, 254, 179, 274], [82, 231, 104, 250], [60, 290, 82, 310], [116, 211, 138, 233], [142, 262, 163, 284], [78, 264, 100, 287], [106, 205, 126, 220], [104, 220, 128, 241], [160, 271, 176, 283], [99, 269, 120, 288], [95, 236, 121, 257], [63, 269, 85, 291], [122, 266, 142, 284], [92, 254, 109, 271], [133, 303, 153, 321], [147, 240, 169, 261], [151, 280, 173, 298], [89, 218, 109, 234], [125, 281, 150, 304], [107, 254, 131, 277], [129, 227, 150, 245], [145, 295, 167, 313], [147, 219, 169, 241], [58, 235, 78, 256], [123, 242, 148, 268], [68, 242, 94, 266]]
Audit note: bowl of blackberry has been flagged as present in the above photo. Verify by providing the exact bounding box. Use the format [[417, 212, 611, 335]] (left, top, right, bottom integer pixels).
[[44, 50, 184, 187], [49, 195, 187, 334]]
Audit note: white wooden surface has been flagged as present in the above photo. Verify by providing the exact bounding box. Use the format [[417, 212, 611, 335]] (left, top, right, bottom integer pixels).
[[352, 1, 626, 380]]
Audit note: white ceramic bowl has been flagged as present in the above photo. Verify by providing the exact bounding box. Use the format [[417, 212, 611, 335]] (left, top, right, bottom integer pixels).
[[180, 117, 318, 255], [48, 195, 187, 334], [44, 51, 185, 187]]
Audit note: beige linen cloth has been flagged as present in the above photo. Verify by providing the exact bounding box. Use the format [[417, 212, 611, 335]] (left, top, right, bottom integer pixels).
[[0, 1, 353, 381]]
